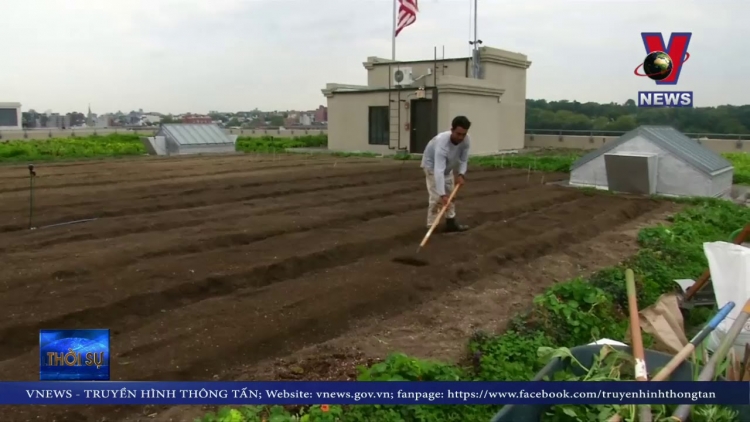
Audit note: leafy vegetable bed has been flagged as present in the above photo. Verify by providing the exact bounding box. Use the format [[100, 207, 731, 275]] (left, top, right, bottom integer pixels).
[[0, 134, 328, 163], [0, 134, 146, 162]]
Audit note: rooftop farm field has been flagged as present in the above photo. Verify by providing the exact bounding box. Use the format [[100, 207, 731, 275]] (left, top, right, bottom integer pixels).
[[0, 137, 748, 422], [0, 150, 692, 422]]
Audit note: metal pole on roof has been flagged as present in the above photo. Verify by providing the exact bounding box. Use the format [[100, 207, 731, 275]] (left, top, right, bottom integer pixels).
[[469, 0, 482, 78], [473, 0, 478, 78], [391, 0, 397, 61], [474, 0, 478, 53]]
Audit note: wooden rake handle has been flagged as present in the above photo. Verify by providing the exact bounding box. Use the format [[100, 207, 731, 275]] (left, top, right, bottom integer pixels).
[[418, 183, 462, 249]]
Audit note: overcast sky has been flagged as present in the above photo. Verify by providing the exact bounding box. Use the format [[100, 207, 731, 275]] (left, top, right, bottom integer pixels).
[[3, 0, 747, 114]]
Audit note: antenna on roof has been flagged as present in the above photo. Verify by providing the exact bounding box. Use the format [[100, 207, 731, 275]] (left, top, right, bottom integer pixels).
[[468, 0, 483, 78]]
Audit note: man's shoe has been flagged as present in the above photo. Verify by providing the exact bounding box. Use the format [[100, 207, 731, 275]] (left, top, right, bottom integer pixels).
[[445, 218, 469, 232]]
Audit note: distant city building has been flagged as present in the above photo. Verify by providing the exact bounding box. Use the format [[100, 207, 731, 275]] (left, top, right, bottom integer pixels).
[[24, 109, 41, 128], [141, 115, 161, 125], [12, 107, 326, 130], [46, 112, 63, 128], [86, 104, 96, 127], [314, 105, 328, 123], [182, 115, 212, 124], [299, 113, 312, 126], [0, 102, 22, 130], [95, 114, 111, 128]]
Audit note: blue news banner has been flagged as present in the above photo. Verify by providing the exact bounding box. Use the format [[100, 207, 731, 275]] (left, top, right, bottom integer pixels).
[[4, 381, 750, 405], [30, 329, 749, 407]]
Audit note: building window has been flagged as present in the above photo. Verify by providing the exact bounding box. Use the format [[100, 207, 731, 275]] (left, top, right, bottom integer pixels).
[[0, 108, 18, 126], [368, 106, 389, 145]]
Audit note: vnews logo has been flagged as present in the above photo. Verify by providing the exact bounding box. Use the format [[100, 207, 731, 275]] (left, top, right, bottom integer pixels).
[[39, 329, 110, 380], [634, 32, 693, 108]]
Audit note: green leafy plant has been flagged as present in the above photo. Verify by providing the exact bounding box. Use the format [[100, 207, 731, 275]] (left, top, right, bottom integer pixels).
[[197, 405, 344, 422], [541, 346, 739, 422], [523, 279, 626, 346], [357, 353, 463, 382], [468, 330, 551, 381]]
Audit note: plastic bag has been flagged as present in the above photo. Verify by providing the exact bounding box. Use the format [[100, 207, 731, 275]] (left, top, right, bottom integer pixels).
[[703, 241, 750, 356]]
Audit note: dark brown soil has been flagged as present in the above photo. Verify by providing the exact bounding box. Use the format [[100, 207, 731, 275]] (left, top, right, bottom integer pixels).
[[0, 154, 671, 421]]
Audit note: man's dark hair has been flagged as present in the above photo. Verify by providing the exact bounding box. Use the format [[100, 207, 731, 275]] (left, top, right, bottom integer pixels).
[[451, 115, 471, 130]]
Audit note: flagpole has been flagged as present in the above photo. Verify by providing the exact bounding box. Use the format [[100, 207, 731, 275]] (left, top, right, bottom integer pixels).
[[472, 0, 478, 78], [391, 0, 397, 61]]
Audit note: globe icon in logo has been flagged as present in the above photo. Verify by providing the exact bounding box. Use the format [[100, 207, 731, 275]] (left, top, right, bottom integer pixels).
[[638, 51, 673, 81]]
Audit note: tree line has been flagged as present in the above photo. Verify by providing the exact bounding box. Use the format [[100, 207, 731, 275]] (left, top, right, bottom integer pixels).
[[526, 99, 750, 134]]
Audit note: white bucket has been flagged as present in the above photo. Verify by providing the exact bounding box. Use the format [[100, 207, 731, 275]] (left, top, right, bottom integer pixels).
[[703, 241, 750, 356]]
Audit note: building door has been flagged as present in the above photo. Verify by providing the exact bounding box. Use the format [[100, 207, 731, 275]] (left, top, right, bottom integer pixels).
[[410, 99, 433, 154]]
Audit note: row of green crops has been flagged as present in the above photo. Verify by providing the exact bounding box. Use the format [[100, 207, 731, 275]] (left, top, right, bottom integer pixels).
[[0, 134, 146, 162], [199, 197, 750, 422], [235, 134, 327, 153], [0, 134, 329, 163]]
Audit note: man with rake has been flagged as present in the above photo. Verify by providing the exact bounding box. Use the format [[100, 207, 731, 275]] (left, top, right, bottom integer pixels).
[[420, 115, 471, 233]]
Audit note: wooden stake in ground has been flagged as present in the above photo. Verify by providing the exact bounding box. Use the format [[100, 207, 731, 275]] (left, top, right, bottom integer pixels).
[[627, 269, 652, 422]]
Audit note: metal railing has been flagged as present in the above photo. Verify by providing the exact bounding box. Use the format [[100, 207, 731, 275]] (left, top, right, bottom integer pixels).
[[524, 128, 750, 140], [0, 127, 328, 140]]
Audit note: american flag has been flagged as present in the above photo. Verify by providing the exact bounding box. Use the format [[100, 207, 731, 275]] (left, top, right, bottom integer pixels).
[[395, 0, 418, 37]]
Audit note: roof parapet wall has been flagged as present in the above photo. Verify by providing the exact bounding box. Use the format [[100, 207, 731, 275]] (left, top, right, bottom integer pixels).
[[479, 47, 532, 69], [321, 83, 372, 97], [436, 75, 505, 99]]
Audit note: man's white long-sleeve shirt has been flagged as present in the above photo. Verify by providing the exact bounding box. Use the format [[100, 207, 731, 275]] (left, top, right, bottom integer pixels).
[[420, 130, 470, 196]]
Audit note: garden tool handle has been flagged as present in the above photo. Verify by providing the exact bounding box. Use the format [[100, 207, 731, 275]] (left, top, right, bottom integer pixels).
[[418, 184, 462, 249]]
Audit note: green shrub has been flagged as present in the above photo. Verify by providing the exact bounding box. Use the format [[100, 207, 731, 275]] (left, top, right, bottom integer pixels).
[[724, 152, 750, 184]]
